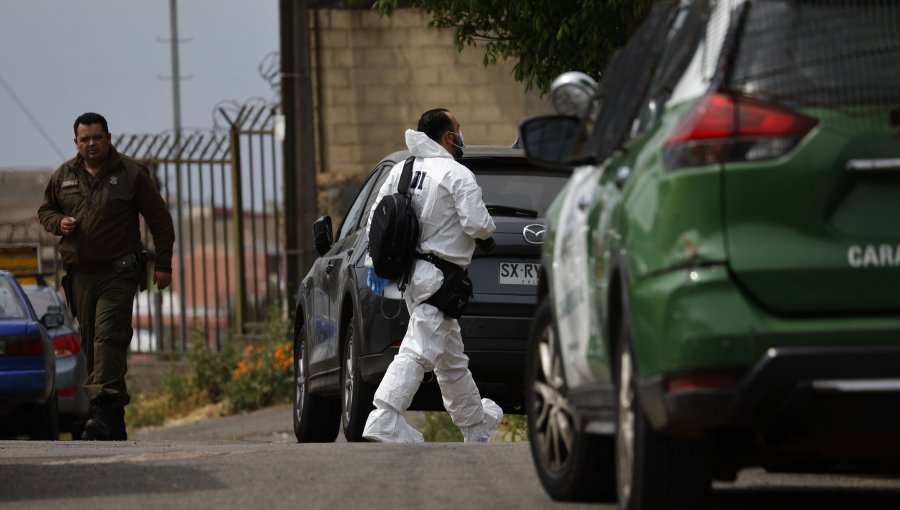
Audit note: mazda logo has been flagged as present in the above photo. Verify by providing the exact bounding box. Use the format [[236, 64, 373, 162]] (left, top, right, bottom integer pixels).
[[523, 224, 545, 245]]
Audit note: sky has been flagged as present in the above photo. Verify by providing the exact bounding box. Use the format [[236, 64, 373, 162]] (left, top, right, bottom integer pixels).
[[0, 0, 279, 169]]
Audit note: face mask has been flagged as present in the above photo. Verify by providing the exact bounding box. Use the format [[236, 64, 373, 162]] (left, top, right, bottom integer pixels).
[[449, 130, 466, 156]]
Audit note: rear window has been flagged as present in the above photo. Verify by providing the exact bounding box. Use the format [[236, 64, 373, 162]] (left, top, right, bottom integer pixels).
[[0, 279, 27, 320], [732, 0, 900, 107], [472, 165, 569, 218], [23, 289, 54, 317]]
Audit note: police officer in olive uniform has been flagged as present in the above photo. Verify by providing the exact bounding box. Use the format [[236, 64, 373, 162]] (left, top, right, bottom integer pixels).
[[38, 112, 175, 440]]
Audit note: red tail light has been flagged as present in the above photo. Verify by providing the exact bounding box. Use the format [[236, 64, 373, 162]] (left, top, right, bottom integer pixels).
[[53, 334, 81, 358], [666, 370, 743, 395], [662, 93, 818, 171], [1, 336, 44, 356]]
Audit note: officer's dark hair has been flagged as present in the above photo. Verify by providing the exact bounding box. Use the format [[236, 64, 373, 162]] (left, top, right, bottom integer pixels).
[[417, 108, 453, 143], [73, 112, 109, 136]]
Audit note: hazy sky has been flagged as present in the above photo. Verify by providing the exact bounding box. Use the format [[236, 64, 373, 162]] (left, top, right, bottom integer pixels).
[[0, 0, 278, 169]]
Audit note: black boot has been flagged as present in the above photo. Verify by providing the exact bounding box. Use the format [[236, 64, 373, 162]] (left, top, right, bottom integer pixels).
[[111, 407, 127, 441], [82, 397, 114, 441]]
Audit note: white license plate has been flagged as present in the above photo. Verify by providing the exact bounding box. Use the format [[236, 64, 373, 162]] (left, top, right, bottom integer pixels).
[[498, 262, 540, 285]]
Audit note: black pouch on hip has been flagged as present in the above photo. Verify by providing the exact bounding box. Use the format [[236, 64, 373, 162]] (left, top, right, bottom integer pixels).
[[424, 259, 473, 319]]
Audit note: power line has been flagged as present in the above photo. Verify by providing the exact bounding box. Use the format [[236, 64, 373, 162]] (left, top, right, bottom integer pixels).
[[0, 75, 67, 160]]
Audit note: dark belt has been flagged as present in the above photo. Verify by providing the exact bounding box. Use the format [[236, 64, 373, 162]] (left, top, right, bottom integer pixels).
[[71, 261, 114, 274], [71, 253, 138, 274], [415, 252, 465, 275]]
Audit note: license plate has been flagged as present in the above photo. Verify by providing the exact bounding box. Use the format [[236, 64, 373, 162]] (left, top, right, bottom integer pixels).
[[498, 262, 540, 285]]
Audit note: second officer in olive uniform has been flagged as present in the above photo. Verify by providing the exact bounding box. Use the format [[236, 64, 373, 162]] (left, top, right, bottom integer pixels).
[[38, 112, 175, 440]]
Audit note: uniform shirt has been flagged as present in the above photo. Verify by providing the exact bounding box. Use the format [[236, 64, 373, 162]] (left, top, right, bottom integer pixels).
[[367, 130, 495, 269], [38, 146, 175, 272]]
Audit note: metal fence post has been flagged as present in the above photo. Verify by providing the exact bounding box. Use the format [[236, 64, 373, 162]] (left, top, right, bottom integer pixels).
[[228, 124, 247, 335]]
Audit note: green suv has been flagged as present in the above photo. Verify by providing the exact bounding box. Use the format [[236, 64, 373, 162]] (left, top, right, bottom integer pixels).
[[519, 1, 900, 508]]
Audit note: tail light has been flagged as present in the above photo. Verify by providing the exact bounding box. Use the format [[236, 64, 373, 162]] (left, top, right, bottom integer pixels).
[[662, 93, 818, 171], [53, 334, 81, 358], [666, 369, 743, 395], [58, 387, 78, 397], [1, 336, 44, 356]]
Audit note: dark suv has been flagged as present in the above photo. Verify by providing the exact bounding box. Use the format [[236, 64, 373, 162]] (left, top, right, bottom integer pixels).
[[292, 147, 570, 442]]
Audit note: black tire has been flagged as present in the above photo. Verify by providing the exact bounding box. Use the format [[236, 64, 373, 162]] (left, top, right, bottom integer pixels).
[[30, 394, 60, 440], [525, 300, 616, 502], [341, 319, 376, 442], [615, 316, 711, 510], [292, 323, 340, 442]]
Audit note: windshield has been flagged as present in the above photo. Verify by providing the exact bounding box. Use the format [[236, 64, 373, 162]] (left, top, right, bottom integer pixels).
[[472, 166, 569, 218], [0, 279, 27, 320]]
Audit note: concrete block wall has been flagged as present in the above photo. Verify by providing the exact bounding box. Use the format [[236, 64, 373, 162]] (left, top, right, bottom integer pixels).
[[310, 8, 547, 195]]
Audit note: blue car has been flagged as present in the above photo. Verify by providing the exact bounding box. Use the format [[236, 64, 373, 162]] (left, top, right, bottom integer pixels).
[[0, 270, 61, 440]]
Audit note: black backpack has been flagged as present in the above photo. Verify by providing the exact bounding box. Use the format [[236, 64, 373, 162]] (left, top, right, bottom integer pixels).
[[368, 156, 419, 290]]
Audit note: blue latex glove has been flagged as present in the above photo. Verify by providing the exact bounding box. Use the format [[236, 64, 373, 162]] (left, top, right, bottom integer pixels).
[[367, 268, 388, 296]]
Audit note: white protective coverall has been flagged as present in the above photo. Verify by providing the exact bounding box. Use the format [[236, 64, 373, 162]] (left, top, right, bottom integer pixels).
[[362, 129, 503, 443]]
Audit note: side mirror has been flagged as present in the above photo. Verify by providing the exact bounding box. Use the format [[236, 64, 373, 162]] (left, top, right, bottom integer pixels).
[[518, 115, 582, 168], [41, 311, 64, 329], [313, 216, 334, 256]]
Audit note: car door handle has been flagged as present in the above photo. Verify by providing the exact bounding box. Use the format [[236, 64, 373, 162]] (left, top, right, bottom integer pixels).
[[325, 261, 335, 274]]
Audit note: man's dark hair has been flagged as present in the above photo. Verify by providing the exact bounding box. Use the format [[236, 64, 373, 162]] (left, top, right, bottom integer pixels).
[[417, 108, 452, 143], [73, 112, 109, 136]]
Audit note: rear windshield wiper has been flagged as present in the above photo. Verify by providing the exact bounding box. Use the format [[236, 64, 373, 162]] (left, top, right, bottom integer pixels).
[[486, 204, 538, 218]]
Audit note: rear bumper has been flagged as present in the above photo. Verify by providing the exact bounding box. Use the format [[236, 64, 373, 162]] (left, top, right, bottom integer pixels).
[[55, 354, 88, 418], [0, 369, 53, 406], [630, 264, 900, 459], [642, 346, 900, 435]]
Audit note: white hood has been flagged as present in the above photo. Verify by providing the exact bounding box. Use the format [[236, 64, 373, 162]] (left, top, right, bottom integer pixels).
[[405, 129, 454, 160]]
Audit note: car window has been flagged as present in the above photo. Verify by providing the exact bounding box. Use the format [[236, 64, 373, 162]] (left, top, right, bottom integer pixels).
[[635, 0, 711, 135], [472, 164, 569, 218], [337, 163, 389, 241], [23, 289, 55, 317], [731, 0, 900, 107], [589, 1, 677, 160], [359, 162, 396, 231], [0, 279, 27, 320]]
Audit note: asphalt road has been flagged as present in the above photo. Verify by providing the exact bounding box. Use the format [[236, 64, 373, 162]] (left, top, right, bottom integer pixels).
[[1, 405, 900, 509]]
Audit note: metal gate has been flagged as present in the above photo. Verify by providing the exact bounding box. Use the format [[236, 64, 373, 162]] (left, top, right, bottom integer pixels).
[[116, 98, 284, 352]]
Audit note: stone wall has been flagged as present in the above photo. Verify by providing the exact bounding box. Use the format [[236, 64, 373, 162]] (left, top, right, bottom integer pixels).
[[310, 8, 551, 216]]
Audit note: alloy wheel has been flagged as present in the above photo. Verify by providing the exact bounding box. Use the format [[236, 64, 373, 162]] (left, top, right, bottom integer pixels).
[[617, 345, 635, 503], [342, 334, 355, 426], [295, 337, 306, 425], [532, 319, 575, 473]]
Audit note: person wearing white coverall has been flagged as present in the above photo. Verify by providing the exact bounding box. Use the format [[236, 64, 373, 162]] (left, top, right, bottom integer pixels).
[[362, 108, 503, 443]]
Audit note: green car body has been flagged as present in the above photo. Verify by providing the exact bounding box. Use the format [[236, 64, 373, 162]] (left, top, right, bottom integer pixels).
[[523, 0, 900, 506]]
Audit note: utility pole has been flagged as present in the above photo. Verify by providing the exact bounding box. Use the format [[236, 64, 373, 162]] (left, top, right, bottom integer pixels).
[[168, 0, 189, 347], [280, 0, 319, 312]]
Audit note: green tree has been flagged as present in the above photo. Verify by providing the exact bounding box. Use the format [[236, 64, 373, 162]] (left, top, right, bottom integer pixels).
[[373, 0, 654, 94]]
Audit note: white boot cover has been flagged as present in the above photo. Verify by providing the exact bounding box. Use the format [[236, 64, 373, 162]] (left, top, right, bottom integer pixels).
[[461, 398, 503, 443], [362, 408, 424, 443]]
